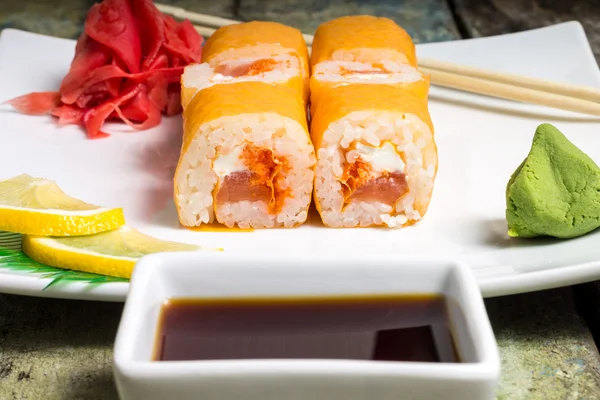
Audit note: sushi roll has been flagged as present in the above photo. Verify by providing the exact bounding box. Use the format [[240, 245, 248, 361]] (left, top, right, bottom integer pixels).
[[309, 16, 429, 104], [181, 21, 310, 109], [310, 84, 437, 228], [174, 82, 316, 229]]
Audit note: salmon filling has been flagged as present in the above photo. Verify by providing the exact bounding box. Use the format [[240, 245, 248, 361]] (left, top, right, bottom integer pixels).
[[338, 142, 409, 207], [313, 60, 422, 83], [350, 172, 409, 204], [339, 63, 391, 77], [215, 145, 291, 214]]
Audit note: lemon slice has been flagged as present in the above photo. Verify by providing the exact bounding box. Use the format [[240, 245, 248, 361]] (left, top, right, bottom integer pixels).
[[0, 174, 125, 236], [22, 226, 215, 279]]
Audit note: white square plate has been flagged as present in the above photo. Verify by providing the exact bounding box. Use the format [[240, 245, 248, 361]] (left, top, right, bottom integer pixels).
[[0, 22, 599, 301]]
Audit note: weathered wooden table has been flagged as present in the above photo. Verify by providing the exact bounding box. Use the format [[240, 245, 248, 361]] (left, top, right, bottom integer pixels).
[[2, 0, 600, 399]]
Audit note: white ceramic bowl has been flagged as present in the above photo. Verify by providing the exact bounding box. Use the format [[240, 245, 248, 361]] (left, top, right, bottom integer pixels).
[[113, 253, 500, 400]]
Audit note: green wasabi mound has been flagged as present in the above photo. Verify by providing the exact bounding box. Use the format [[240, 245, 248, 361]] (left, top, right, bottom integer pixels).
[[506, 123, 600, 239]]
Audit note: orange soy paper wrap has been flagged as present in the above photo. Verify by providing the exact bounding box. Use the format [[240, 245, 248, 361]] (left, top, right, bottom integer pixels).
[[311, 84, 433, 150], [202, 21, 309, 66], [310, 16, 418, 67], [309, 75, 430, 116], [180, 82, 309, 154]]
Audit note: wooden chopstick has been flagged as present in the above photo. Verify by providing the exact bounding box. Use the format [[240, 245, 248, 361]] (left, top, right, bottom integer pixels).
[[155, 3, 315, 45], [156, 3, 239, 29], [192, 25, 217, 38], [158, 4, 600, 116], [419, 58, 600, 103], [420, 67, 600, 116]]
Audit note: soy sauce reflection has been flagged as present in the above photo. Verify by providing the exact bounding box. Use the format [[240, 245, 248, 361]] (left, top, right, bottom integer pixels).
[[153, 295, 459, 363]]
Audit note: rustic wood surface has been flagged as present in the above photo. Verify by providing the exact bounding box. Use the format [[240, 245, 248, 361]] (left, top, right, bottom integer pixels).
[[1, 0, 600, 399], [237, 0, 460, 43], [0, 296, 122, 400], [451, 0, 600, 63], [488, 288, 600, 399], [4, 288, 600, 399]]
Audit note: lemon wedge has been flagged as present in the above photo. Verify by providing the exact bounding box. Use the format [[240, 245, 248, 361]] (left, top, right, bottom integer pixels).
[[22, 226, 213, 279], [0, 174, 125, 236]]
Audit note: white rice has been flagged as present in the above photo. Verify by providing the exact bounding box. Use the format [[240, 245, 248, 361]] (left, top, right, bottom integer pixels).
[[175, 113, 316, 229], [313, 60, 423, 85], [182, 54, 301, 99], [329, 48, 410, 64], [314, 111, 437, 228]]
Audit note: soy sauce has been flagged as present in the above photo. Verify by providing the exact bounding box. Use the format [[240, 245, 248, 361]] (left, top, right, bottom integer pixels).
[[153, 295, 459, 363]]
